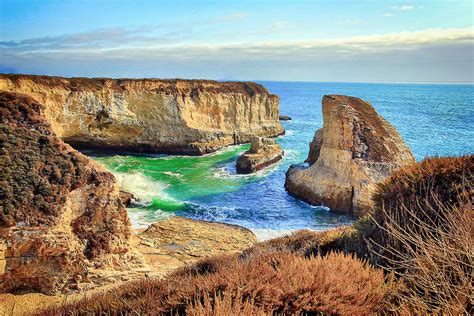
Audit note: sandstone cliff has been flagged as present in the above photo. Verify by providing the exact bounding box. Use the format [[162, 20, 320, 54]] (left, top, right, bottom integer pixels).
[[0, 91, 134, 294], [305, 128, 323, 164], [285, 95, 415, 217], [236, 137, 284, 174], [0, 74, 284, 155]]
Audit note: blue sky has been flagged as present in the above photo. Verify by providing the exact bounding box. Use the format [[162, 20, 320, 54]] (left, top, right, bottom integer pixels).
[[1, 0, 473, 82]]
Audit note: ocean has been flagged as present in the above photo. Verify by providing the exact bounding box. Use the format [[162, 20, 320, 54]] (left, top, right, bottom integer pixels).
[[92, 81, 474, 240]]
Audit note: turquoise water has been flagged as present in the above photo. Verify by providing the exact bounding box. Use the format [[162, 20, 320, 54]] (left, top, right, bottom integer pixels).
[[93, 82, 474, 240]]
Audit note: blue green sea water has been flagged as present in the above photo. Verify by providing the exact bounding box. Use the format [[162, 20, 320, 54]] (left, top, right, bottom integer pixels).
[[92, 82, 474, 240]]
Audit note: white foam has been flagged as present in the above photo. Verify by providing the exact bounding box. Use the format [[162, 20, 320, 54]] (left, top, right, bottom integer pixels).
[[161, 171, 183, 178], [128, 209, 171, 229], [251, 228, 297, 241], [113, 171, 172, 204], [211, 157, 283, 180]]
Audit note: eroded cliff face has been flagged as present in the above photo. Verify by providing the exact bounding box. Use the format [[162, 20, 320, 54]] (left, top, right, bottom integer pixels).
[[285, 95, 415, 217], [0, 92, 135, 294], [0, 74, 284, 155]]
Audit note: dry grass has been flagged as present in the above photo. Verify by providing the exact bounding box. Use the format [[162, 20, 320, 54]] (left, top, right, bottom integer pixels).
[[370, 155, 474, 314], [41, 250, 392, 315], [37, 155, 474, 314]]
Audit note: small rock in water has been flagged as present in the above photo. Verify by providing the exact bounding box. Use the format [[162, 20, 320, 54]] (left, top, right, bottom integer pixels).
[[119, 190, 136, 207], [236, 137, 284, 174], [279, 115, 292, 121]]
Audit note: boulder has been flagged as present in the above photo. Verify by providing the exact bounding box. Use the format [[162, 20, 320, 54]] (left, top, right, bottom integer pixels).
[[119, 190, 136, 207], [285, 95, 415, 217], [0, 92, 134, 294], [236, 137, 284, 174]]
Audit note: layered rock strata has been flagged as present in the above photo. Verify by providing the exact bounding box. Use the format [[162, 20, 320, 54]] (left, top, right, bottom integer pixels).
[[236, 137, 284, 174], [0, 74, 284, 155], [285, 95, 415, 217], [0, 91, 134, 294]]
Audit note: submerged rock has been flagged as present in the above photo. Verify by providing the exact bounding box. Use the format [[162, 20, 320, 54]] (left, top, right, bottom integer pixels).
[[285, 95, 415, 217], [0, 74, 284, 155], [236, 137, 284, 174], [0, 92, 136, 294]]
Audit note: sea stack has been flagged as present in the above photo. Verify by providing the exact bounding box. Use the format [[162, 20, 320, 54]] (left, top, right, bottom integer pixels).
[[0, 92, 135, 294], [0, 74, 284, 155], [236, 137, 284, 174], [285, 95, 415, 217]]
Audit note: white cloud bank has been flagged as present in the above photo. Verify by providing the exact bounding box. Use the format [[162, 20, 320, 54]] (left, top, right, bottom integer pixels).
[[1, 27, 473, 82], [392, 5, 416, 11]]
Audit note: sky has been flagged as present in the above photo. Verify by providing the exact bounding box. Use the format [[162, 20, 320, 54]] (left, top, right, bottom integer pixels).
[[0, 0, 473, 82]]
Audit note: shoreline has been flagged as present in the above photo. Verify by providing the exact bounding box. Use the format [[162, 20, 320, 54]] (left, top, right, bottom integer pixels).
[[0, 216, 257, 315]]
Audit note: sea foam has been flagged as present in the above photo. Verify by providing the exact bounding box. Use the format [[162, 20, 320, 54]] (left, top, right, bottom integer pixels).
[[113, 171, 172, 204]]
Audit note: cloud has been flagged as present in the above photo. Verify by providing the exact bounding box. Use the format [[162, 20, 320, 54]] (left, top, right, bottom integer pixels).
[[382, 13, 395, 17], [392, 5, 415, 11], [270, 21, 291, 31], [207, 12, 249, 23], [0, 26, 182, 50], [1, 27, 472, 82], [0, 12, 251, 51]]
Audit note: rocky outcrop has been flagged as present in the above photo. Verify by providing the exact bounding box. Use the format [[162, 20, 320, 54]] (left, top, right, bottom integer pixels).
[[119, 191, 136, 207], [135, 216, 257, 272], [0, 74, 284, 155], [0, 91, 135, 294], [236, 137, 284, 174], [0, 216, 258, 314], [285, 95, 415, 217]]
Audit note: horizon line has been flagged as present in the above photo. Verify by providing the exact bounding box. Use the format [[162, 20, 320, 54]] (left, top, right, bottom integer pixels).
[[1, 72, 473, 85]]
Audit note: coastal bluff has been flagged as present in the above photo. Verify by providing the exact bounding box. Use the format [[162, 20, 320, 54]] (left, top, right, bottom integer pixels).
[[285, 95, 415, 217], [0, 91, 258, 299], [0, 74, 284, 155], [0, 91, 136, 294]]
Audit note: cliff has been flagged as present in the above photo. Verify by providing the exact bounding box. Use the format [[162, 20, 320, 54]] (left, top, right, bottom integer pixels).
[[0, 74, 284, 155], [285, 95, 415, 217], [0, 91, 134, 294]]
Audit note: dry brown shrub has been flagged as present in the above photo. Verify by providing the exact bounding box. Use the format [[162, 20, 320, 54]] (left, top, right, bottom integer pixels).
[[370, 155, 474, 314], [42, 251, 391, 315], [242, 225, 368, 260]]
